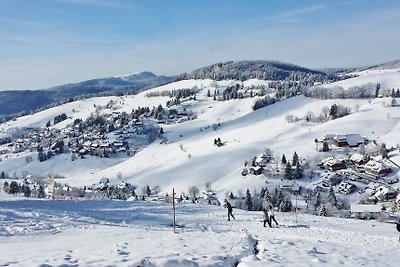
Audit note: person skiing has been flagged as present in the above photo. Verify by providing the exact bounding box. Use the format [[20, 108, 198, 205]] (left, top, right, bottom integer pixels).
[[223, 199, 235, 221], [269, 205, 278, 226], [263, 208, 272, 227]]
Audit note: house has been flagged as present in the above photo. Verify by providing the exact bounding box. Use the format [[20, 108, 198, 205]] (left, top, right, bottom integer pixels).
[[321, 171, 343, 187], [364, 182, 381, 196], [350, 204, 383, 219], [374, 185, 397, 202], [350, 153, 369, 173], [338, 181, 357, 195], [278, 182, 300, 194], [331, 134, 364, 147], [322, 157, 346, 171], [364, 160, 391, 177], [255, 154, 270, 167], [249, 166, 263, 175]]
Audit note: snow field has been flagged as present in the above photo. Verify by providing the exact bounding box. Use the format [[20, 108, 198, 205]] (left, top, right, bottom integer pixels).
[[0, 199, 399, 266]]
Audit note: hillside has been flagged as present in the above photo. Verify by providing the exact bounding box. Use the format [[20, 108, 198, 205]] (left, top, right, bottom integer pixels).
[[178, 60, 326, 81], [0, 72, 175, 118], [1, 75, 400, 201]]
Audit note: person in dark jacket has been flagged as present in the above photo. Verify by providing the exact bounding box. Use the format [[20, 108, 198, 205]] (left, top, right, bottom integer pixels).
[[263, 208, 272, 227], [223, 199, 235, 221], [269, 205, 279, 226]]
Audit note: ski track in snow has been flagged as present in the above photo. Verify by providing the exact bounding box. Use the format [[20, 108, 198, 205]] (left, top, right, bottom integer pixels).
[[0, 199, 399, 267]]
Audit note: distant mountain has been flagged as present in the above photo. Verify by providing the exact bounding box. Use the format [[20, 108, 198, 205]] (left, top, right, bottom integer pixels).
[[0, 72, 175, 118], [369, 59, 400, 70], [178, 60, 326, 81]]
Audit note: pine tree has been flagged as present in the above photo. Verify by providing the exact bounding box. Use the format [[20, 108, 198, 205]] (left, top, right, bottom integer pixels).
[[146, 185, 151, 196], [281, 154, 287, 165], [38, 185, 45, 198], [295, 162, 303, 179], [328, 186, 337, 207], [271, 187, 279, 206], [260, 187, 266, 198], [263, 187, 271, 204], [23, 185, 31, 197], [322, 141, 329, 152], [207, 89, 211, 97], [315, 192, 321, 210], [284, 162, 293, 179], [329, 104, 338, 119], [292, 151, 299, 166], [276, 190, 284, 208], [9, 181, 20, 195], [229, 192, 235, 199], [245, 189, 253, 211], [3, 181, 9, 193]]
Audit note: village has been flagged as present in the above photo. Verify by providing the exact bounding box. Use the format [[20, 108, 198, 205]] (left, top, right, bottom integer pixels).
[[240, 132, 400, 217], [0, 98, 196, 164]]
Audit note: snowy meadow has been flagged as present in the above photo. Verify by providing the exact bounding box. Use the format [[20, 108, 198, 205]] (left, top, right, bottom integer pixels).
[[0, 198, 399, 267]]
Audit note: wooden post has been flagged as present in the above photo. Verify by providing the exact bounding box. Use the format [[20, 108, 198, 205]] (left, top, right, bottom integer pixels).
[[172, 188, 176, 233], [295, 192, 298, 225]]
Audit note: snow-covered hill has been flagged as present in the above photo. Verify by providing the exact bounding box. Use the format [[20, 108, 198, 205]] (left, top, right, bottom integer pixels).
[[319, 68, 400, 91], [0, 199, 399, 266], [1, 76, 400, 197]]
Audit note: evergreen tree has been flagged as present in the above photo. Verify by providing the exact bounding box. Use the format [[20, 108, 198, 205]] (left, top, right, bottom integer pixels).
[[207, 89, 211, 97], [295, 162, 303, 179], [375, 83, 381, 97], [38, 185, 45, 198], [279, 197, 293, 212], [23, 185, 31, 197], [322, 141, 329, 152], [276, 190, 284, 207], [146, 185, 151, 196], [3, 181, 9, 193], [284, 162, 293, 179], [281, 154, 287, 165], [328, 186, 337, 207], [245, 188, 253, 211], [380, 143, 388, 158], [391, 97, 397, 107], [229, 192, 235, 199], [159, 127, 164, 135], [329, 104, 338, 119], [263, 187, 271, 204], [9, 181, 20, 195], [260, 187, 266, 198], [292, 151, 299, 166], [315, 192, 322, 210]]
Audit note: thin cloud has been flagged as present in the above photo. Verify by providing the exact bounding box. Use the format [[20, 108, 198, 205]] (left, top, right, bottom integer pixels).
[[276, 4, 327, 19]]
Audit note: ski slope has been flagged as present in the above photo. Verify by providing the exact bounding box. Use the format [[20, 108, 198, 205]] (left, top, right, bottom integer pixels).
[[0, 198, 399, 266]]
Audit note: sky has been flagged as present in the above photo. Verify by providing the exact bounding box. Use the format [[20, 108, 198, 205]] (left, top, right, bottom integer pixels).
[[1, 0, 400, 90]]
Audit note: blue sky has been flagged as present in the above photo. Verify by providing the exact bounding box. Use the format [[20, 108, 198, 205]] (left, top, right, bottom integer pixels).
[[1, 0, 400, 89]]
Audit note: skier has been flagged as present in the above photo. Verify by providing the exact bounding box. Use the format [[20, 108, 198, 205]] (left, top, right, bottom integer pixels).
[[269, 205, 279, 226], [223, 199, 235, 221], [263, 208, 272, 227]]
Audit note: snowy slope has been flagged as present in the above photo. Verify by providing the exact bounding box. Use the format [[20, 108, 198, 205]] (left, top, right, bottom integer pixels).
[[0, 199, 399, 266], [1, 78, 400, 196], [322, 68, 400, 90]]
